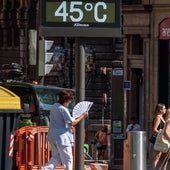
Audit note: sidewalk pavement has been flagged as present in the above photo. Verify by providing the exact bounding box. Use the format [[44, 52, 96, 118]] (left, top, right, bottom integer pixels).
[[147, 158, 153, 170], [84, 158, 169, 170]]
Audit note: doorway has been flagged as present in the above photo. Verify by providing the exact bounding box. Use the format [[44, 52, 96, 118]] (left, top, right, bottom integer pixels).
[[158, 40, 169, 107], [130, 68, 144, 128]]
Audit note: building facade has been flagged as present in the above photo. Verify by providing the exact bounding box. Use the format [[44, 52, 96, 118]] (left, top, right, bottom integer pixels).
[[1, 0, 170, 163], [122, 0, 170, 142]]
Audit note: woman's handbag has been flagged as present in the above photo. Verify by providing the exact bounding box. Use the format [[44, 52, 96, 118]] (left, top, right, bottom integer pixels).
[[149, 133, 157, 145], [154, 129, 170, 153]]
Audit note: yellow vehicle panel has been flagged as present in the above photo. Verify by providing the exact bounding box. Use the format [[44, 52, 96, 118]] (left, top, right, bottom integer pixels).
[[0, 86, 21, 109]]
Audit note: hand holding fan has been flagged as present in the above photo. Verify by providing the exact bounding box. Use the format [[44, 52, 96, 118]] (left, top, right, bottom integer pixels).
[[72, 101, 93, 118]]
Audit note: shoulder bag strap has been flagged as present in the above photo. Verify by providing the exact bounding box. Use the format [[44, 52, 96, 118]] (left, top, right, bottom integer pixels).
[[157, 115, 165, 123]]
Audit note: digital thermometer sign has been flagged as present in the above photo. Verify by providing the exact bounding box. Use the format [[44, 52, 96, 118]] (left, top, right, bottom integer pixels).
[[40, 0, 121, 37]]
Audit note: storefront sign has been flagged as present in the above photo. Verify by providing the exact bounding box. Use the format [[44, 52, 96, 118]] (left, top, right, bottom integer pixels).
[[159, 18, 170, 40]]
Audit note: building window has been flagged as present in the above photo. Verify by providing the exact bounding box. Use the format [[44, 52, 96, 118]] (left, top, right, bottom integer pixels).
[[13, 28, 20, 47], [127, 35, 143, 55], [132, 35, 143, 55]]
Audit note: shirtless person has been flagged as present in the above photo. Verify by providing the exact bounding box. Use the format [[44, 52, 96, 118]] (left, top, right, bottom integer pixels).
[[94, 125, 108, 160]]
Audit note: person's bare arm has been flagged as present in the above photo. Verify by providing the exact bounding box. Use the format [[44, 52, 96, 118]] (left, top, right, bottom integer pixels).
[[69, 112, 88, 126], [164, 121, 170, 140], [94, 131, 99, 140]]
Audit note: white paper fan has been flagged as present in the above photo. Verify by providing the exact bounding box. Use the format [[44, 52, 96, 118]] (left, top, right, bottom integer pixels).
[[72, 101, 93, 118]]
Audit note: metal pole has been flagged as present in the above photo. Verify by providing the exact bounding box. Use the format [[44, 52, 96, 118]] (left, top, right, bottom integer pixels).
[[102, 107, 104, 126], [101, 93, 107, 126], [127, 131, 147, 170], [75, 38, 85, 170], [69, 37, 73, 89]]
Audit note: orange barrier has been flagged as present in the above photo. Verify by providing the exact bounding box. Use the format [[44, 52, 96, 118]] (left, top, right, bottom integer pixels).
[[15, 126, 64, 170]]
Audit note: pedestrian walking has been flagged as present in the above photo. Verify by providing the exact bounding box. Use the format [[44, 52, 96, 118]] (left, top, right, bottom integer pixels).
[[151, 103, 166, 169], [158, 108, 170, 170], [40, 90, 88, 170], [94, 125, 109, 160]]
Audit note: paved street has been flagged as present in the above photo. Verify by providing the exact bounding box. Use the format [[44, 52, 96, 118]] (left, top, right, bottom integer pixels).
[[84, 158, 170, 170], [147, 158, 155, 170]]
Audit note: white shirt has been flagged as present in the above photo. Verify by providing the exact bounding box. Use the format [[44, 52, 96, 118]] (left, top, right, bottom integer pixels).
[[47, 103, 75, 146], [126, 123, 141, 131]]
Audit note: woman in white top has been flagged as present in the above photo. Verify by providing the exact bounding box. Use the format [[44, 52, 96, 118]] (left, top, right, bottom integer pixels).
[[41, 90, 88, 170]]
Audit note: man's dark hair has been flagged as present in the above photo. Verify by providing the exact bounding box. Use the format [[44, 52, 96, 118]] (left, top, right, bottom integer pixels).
[[58, 90, 74, 104], [130, 116, 137, 122]]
